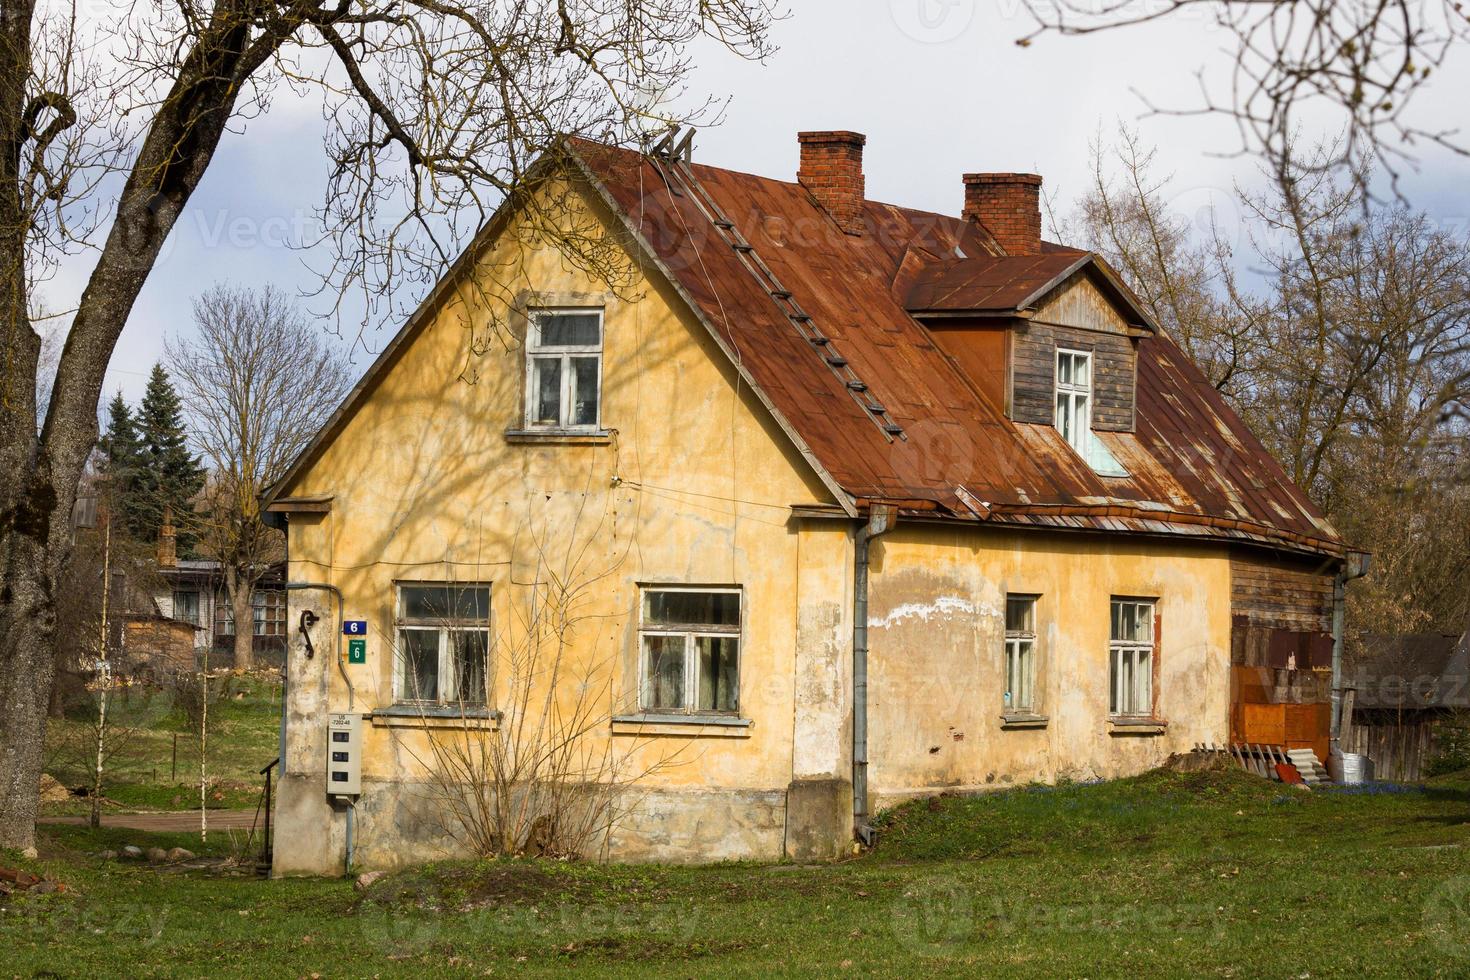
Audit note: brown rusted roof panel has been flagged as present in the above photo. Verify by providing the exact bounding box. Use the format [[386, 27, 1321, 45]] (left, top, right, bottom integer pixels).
[[572, 140, 1342, 556], [904, 254, 1087, 312]]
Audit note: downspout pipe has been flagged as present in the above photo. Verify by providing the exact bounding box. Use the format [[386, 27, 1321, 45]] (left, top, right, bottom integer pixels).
[[853, 504, 896, 846], [1330, 551, 1371, 753]]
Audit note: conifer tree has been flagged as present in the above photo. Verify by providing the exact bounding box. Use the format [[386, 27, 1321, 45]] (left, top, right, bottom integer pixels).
[[132, 365, 206, 549], [99, 393, 143, 514]]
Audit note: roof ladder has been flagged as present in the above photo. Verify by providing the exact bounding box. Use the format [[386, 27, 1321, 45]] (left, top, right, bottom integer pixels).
[[663, 157, 904, 442]]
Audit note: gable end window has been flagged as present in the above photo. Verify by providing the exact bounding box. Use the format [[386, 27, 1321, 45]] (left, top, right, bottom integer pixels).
[[1109, 598, 1155, 718], [639, 588, 741, 714], [526, 309, 603, 430], [395, 583, 491, 705], [1004, 595, 1038, 713]]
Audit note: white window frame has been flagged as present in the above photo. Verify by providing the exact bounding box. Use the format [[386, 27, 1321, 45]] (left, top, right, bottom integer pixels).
[[393, 582, 492, 706], [1055, 346, 1129, 477], [524, 308, 604, 431], [1109, 598, 1156, 718], [638, 586, 742, 715], [1055, 347, 1093, 455], [1004, 595, 1038, 714]]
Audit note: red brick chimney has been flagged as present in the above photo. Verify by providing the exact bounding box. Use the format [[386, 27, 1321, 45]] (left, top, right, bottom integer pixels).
[[157, 504, 177, 569], [798, 131, 867, 236], [963, 173, 1043, 256]]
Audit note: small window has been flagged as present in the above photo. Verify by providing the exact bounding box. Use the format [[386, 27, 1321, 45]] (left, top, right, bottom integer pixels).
[[395, 583, 491, 705], [525, 309, 603, 429], [1055, 347, 1129, 477], [1004, 595, 1037, 713], [173, 590, 200, 626], [217, 590, 287, 637], [639, 588, 741, 714], [1109, 599, 1155, 717], [1055, 348, 1092, 453]]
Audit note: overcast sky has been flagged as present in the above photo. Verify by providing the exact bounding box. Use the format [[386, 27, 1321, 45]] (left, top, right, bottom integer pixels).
[[75, 0, 1470, 404]]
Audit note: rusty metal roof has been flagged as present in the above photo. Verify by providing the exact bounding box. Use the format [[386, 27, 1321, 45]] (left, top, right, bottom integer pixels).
[[904, 253, 1088, 313], [574, 140, 1342, 557]]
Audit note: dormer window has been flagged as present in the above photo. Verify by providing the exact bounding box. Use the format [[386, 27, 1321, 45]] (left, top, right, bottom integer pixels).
[[1055, 347, 1128, 478], [1055, 348, 1092, 453], [526, 309, 602, 429]]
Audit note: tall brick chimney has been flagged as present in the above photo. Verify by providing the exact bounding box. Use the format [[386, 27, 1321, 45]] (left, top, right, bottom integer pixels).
[[157, 503, 177, 569], [798, 131, 866, 236], [963, 173, 1043, 256]]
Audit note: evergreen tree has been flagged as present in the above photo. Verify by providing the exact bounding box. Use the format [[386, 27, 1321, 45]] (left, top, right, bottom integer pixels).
[[99, 392, 145, 527], [132, 364, 206, 548]]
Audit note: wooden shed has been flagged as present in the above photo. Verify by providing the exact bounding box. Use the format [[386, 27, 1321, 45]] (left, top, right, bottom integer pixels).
[[1341, 633, 1469, 781]]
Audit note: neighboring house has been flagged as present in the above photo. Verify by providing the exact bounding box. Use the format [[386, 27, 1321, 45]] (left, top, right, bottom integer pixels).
[[264, 130, 1358, 875], [152, 522, 288, 664], [1341, 633, 1470, 780]]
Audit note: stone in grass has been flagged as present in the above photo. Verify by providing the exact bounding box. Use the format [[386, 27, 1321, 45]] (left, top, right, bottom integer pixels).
[[145, 847, 169, 864], [354, 871, 386, 892], [166, 847, 196, 862], [30, 880, 62, 895], [120, 845, 143, 859], [96, 850, 118, 860]]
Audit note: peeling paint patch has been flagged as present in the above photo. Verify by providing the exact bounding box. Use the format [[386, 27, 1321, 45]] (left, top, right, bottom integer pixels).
[[869, 595, 979, 629]]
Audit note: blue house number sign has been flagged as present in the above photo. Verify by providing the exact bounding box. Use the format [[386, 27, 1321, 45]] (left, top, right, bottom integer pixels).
[[343, 620, 367, 636]]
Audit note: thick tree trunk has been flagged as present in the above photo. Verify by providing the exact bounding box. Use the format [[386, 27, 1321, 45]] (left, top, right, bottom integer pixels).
[[231, 576, 254, 671], [0, 2, 269, 847], [0, 545, 58, 852]]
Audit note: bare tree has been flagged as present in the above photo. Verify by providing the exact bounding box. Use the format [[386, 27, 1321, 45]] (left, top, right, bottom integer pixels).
[[0, 0, 779, 851], [1019, 1, 1470, 193], [1073, 130, 1470, 634], [167, 284, 352, 671], [1063, 124, 1258, 395]]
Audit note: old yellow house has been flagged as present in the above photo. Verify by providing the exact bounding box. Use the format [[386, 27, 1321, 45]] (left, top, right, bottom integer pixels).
[[264, 130, 1352, 875]]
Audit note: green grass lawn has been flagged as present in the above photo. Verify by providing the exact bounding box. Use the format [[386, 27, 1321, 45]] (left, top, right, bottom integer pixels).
[[40, 672, 282, 815], [7, 766, 1470, 977]]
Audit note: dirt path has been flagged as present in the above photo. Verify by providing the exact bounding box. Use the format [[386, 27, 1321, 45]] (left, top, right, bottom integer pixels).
[[40, 809, 259, 832]]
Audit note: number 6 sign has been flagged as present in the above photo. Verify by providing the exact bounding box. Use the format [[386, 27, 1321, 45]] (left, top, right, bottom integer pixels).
[[343, 620, 367, 635]]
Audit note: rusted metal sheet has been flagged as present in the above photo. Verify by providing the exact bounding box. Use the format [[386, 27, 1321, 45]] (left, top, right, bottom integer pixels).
[[571, 140, 1343, 558], [904, 253, 1087, 312]]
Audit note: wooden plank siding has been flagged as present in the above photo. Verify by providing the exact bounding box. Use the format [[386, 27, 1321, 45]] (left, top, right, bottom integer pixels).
[[1010, 321, 1137, 430], [1230, 553, 1335, 636], [1229, 550, 1338, 758]]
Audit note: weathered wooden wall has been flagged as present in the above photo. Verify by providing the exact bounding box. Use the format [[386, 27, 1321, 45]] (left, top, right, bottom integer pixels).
[[1228, 551, 1337, 760], [1229, 553, 1334, 638], [1011, 321, 1136, 430], [1342, 709, 1441, 782]]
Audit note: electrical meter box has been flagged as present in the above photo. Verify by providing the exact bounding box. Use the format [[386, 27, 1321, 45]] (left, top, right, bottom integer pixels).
[[326, 712, 362, 797]]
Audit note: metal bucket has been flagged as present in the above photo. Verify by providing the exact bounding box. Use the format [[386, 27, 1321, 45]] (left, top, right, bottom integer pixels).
[[1329, 750, 1374, 785]]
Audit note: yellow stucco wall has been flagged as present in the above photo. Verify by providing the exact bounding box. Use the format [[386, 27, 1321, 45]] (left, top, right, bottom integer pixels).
[[866, 525, 1232, 806], [272, 179, 839, 873]]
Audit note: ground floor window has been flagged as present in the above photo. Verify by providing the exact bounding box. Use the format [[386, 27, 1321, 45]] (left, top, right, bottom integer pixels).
[[639, 587, 741, 714], [1004, 595, 1038, 712], [394, 583, 491, 705], [173, 590, 200, 626], [1110, 598, 1155, 717], [217, 590, 287, 637]]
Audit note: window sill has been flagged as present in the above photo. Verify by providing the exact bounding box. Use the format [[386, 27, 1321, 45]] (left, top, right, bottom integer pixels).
[[1107, 718, 1168, 736], [504, 428, 612, 446], [610, 713, 752, 739], [370, 704, 502, 730], [1000, 713, 1049, 730]]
